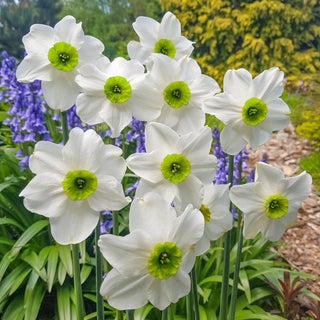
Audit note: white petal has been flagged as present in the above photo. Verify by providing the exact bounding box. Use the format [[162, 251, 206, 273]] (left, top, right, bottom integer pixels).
[[172, 205, 204, 259], [88, 176, 130, 211], [100, 268, 150, 310], [194, 236, 210, 256], [158, 12, 181, 40], [267, 99, 291, 131], [255, 162, 284, 184], [29, 141, 65, 175], [98, 103, 132, 138], [145, 122, 180, 154], [154, 103, 180, 130], [127, 41, 150, 63], [54, 16, 84, 48], [188, 75, 221, 102], [174, 175, 204, 210], [75, 63, 107, 94], [149, 54, 179, 84], [172, 106, 206, 135], [41, 71, 80, 111], [174, 37, 194, 59], [223, 69, 253, 104], [132, 16, 159, 45], [22, 24, 54, 55], [135, 179, 177, 205], [98, 231, 151, 275], [283, 171, 312, 203], [220, 126, 247, 155], [76, 94, 106, 124], [49, 199, 99, 244], [262, 219, 287, 241], [243, 210, 270, 239], [77, 35, 104, 62], [253, 67, 284, 103], [230, 182, 265, 213], [126, 151, 163, 183], [16, 54, 52, 82], [203, 92, 242, 124], [19, 173, 66, 218], [129, 192, 178, 242], [148, 269, 190, 310]]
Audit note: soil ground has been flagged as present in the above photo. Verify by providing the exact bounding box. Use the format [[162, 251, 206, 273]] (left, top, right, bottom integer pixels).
[[246, 123, 320, 297]]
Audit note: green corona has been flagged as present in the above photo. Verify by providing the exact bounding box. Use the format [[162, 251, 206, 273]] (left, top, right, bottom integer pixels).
[[160, 154, 191, 183], [48, 42, 78, 72], [242, 97, 268, 126], [265, 194, 289, 219]]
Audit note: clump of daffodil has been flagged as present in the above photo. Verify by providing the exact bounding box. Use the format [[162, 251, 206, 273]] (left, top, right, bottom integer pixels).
[[20, 127, 130, 245], [127, 11, 194, 65], [230, 162, 312, 241], [126, 122, 217, 210], [16, 15, 104, 111], [204, 68, 291, 155], [98, 192, 204, 310]]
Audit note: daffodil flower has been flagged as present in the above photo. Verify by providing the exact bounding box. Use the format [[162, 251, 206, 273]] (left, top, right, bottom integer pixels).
[[16, 15, 104, 111], [145, 54, 220, 134], [195, 183, 233, 255], [204, 68, 291, 155], [75, 56, 162, 137], [20, 127, 130, 244], [127, 11, 194, 65], [230, 162, 312, 241], [126, 122, 217, 210], [98, 192, 204, 310]]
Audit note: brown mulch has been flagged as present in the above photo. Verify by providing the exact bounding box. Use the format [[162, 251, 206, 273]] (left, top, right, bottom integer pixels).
[[246, 123, 320, 296]]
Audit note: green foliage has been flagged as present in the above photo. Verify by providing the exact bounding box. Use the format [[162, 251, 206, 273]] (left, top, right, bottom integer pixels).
[[0, 0, 63, 58], [299, 151, 320, 191], [159, 0, 320, 84], [296, 111, 320, 148], [59, 0, 162, 60]]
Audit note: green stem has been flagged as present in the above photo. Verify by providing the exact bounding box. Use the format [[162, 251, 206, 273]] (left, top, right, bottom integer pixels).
[[186, 292, 192, 320], [219, 155, 234, 320], [116, 310, 123, 320], [191, 266, 200, 320], [229, 218, 244, 320], [95, 223, 104, 320], [126, 310, 134, 320], [112, 211, 119, 235], [72, 244, 85, 319], [162, 308, 168, 320], [60, 111, 69, 144]]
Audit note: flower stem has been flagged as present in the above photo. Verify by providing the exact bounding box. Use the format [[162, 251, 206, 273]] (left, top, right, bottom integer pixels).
[[116, 310, 123, 320], [112, 211, 119, 235], [186, 292, 192, 320], [219, 155, 234, 320], [72, 243, 85, 319], [229, 218, 244, 320], [126, 310, 134, 320], [60, 111, 69, 143], [191, 266, 200, 320], [95, 223, 104, 320], [162, 308, 168, 320]]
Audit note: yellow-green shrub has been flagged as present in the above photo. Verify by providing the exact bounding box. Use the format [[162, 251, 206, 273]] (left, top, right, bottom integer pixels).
[[296, 111, 320, 148]]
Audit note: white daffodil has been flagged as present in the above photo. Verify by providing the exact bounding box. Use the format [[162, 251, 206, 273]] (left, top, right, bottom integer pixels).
[[144, 54, 220, 134], [230, 162, 312, 241], [16, 15, 104, 111], [195, 183, 233, 255], [75, 56, 162, 137], [204, 68, 291, 155], [19, 127, 130, 245], [126, 122, 217, 210], [98, 192, 204, 310], [127, 11, 194, 65]]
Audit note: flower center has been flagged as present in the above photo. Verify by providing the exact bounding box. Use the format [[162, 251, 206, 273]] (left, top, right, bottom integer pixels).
[[62, 170, 97, 201], [163, 81, 191, 109], [104, 76, 132, 103], [200, 204, 211, 224], [154, 39, 176, 58], [242, 97, 267, 126], [265, 194, 289, 219], [148, 242, 181, 280], [48, 42, 78, 72], [160, 154, 191, 183]]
